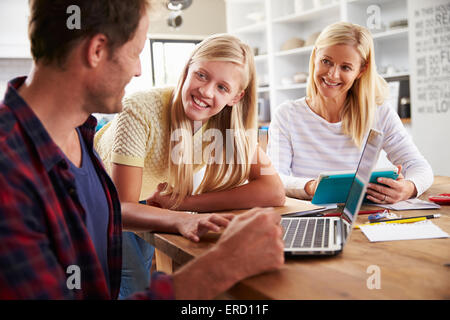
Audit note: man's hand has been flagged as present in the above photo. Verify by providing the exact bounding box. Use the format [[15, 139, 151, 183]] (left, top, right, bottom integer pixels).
[[171, 207, 285, 299], [216, 207, 285, 279]]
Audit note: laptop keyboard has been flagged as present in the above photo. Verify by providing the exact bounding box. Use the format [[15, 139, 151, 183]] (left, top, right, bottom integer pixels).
[[281, 218, 331, 249]]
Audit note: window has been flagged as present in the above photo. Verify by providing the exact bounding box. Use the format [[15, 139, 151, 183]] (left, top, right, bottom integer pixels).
[[150, 39, 200, 87], [125, 38, 152, 95]]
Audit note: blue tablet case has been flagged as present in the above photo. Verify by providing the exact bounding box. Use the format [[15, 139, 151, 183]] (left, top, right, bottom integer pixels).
[[311, 169, 399, 204]]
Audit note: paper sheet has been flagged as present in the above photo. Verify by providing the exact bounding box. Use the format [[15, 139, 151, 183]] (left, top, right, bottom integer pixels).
[[360, 220, 449, 242], [375, 198, 440, 210]]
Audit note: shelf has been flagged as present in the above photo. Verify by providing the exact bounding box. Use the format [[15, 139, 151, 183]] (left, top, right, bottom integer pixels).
[[401, 118, 411, 124], [227, 0, 262, 3], [226, 0, 411, 123], [272, 3, 340, 23], [231, 21, 266, 34], [258, 121, 271, 128], [348, 0, 397, 5], [274, 45, 313, 57], [381, 72, 410, 80], [254, 54, 269, 62], [257, 86, 270, 93], [372, 27, 409, 40], [271, 28, 408, 59], [275, 83, 307, 91]]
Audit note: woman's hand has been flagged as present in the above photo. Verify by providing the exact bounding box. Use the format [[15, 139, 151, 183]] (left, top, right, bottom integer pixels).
[[365, 165, 417, 204], [175, 212, 235, 242], [305, 179, 317, 197], [147, 183, 235, 242], [146, 182, 177, 209]]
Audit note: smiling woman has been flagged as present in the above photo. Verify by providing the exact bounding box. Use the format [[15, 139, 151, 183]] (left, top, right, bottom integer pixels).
[[313, 45, 366, 110], [267, 21, 433, 205]]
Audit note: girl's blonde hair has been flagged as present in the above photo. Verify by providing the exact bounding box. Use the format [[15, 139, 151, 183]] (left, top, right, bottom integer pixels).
[[163, 33, 258, 208], [307, 21, 389, 148]]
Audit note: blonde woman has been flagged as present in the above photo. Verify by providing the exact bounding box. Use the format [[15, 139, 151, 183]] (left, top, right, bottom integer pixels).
[[95, 33, 284, 298], [267, 21, 433, 204]]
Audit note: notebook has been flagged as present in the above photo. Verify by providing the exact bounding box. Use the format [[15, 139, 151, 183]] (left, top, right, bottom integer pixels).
[[311, 167, 399, 204], [360, 220, 449, 242], [282, 129, 384, 255]]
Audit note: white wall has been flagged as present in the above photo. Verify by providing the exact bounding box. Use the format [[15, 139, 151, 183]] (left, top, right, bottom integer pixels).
[[0, 0, 30, 58], [0, 59, 32, 97], [408, 0, 450, 176], [148, 0, 226, 37]]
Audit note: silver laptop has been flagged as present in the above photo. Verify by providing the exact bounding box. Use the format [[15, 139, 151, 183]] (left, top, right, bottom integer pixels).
[[282, 129, 384, 255]]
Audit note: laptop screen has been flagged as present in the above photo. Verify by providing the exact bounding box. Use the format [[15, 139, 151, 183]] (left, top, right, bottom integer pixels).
[[340, 129, 384, 239]]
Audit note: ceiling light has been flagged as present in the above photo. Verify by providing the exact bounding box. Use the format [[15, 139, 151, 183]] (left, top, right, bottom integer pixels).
[[166, 0, 192, 11]]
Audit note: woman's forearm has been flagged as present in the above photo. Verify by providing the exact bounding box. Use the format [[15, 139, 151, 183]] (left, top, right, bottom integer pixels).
[[180, 176, 285, 212], [121, 202, 186, 232], [180, 148, 285, 212]]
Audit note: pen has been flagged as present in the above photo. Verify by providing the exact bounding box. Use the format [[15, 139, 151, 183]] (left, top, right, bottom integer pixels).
[[377, 213, 441, 223], [355, 214, 441, 229]]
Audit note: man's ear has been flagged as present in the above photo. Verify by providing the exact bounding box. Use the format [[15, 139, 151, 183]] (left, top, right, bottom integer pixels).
[[85, 34, 109, 68], [230, 90, 245, 106]]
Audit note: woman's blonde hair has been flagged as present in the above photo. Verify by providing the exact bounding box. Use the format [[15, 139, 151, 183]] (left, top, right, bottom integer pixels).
[[163, 33, 258, 208], [307, 21, 389, 148]]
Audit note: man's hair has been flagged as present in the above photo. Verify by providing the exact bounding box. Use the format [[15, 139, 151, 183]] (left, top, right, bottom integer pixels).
[[28, 0, 150, 67]]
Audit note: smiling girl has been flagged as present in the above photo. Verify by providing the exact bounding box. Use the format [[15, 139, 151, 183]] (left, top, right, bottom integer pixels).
[[94, 33, 284, 298]]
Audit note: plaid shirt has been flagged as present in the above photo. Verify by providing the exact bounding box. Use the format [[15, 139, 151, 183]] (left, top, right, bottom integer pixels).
[[0, 77, 173, 299]]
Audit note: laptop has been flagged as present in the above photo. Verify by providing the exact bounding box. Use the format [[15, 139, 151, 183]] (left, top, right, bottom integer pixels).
[[282, 129, 384, 255]]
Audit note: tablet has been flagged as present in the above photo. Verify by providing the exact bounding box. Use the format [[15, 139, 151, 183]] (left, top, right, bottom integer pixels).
[[311, 167, 399, 205]]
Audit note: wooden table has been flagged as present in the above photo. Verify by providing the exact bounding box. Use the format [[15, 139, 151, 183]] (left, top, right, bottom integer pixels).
[[140, 176, 450, 299]]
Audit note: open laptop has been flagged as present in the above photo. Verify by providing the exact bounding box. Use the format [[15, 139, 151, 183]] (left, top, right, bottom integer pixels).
[[282, 129, 384, 255]]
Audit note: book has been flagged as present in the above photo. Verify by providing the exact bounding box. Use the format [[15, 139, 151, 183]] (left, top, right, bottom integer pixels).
[[311, 167, 399, 205]]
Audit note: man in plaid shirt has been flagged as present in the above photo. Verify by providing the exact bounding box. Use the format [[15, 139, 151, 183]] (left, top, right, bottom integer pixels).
[[0, 0, 284, 299]]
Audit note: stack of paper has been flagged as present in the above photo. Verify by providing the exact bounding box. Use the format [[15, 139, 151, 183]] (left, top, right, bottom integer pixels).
[[375, 198, 440, 210], [360, 220, 449, 242]]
